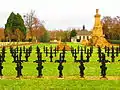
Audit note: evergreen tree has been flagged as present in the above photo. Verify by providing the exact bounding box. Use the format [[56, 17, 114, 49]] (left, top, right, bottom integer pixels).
[[70, 29, 77, 38], [5, 12, 26, 41], [16, 13, 26, 35]]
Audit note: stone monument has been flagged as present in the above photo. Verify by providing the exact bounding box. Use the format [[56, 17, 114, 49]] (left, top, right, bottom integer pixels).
[[56, 37, 71, 51], [90, 9, 111, 47]]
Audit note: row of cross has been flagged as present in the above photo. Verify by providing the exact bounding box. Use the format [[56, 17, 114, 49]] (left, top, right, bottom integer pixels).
[[0, 45, 119, 78]]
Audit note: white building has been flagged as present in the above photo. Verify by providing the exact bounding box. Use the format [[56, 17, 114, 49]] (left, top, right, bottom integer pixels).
[[71, 25, 91, 43]]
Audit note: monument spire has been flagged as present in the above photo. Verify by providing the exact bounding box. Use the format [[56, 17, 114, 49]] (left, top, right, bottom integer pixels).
[[96, 9, 99, 14], [92, 9, 103, 37], [90, 9, 111, 47], [94, 9, 102, 27]]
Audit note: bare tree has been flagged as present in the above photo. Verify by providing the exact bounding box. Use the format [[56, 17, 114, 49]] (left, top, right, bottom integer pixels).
[[24, 10, 46, 42], [24, 10, 35, 40]]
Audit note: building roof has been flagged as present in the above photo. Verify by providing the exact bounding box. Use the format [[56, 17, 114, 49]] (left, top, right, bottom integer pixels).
[[77, 30, 91, 35], [77, 25, 91, 36]]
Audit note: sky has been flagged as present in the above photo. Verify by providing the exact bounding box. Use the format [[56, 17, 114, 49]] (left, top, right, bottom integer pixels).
[[0, 0, 120, 30]]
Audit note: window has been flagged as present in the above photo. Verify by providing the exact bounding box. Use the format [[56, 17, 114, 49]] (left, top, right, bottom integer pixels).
[[80, 36, 81, 40], [77, 39, 80, 42], [83, 36, 85, 39], [87, 36, 89, 40]]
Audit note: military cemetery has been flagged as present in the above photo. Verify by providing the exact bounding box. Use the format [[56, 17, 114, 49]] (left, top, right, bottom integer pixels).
[[0, 0, 120, 89]]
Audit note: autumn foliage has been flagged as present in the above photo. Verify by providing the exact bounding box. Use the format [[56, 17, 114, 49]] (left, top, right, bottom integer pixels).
[[0, 28, 5, 41], [25, 17, 47, 42]]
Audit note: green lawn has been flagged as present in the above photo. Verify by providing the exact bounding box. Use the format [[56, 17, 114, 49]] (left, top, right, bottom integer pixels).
[[0, 79, 120, 90], [0, 42, 120, 90]]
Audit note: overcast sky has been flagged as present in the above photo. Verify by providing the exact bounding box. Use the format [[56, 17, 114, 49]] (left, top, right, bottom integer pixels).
[[0, 0, 119, 30]]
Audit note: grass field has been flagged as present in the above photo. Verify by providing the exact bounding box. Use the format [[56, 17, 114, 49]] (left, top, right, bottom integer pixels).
[[0, 42, 120, 90]]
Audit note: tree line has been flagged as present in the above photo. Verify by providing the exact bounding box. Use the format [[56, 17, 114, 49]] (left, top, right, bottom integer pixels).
[[3, 11, 120, 42], [4, 10, 49, 42], [4, 10, 77, 42], [102, 16, 120, 40]]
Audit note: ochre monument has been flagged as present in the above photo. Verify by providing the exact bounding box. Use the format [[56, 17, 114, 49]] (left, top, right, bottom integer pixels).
[[90, 9, 111, 47], [57, 37, 71, 51]]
